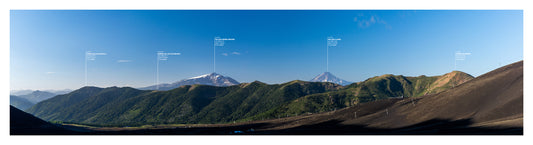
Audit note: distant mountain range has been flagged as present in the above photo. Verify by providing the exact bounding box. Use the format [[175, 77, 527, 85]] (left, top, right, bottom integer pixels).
[[139, 73, 240, 90], [10, 95, 34, 110], [27, 69, 474, 126], [15, 90, 58, 104], [10, 90, 61, 110], [310, 72, 352, 86], [10, 90, 34, 96], [11, 89, 72, 96]]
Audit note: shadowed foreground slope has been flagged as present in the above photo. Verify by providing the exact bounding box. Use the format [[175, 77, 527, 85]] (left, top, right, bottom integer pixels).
[[10, 106, 83, 135], [261, 60, 522, 134]]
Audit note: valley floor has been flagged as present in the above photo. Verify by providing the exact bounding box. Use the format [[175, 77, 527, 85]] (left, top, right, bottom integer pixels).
[[56, 102, 522, 135]]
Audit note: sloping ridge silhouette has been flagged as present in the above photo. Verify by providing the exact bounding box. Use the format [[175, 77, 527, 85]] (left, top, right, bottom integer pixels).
[[10, 105, 83, 135], [268, 60, 523, 134], [360, 60, 524, 129]]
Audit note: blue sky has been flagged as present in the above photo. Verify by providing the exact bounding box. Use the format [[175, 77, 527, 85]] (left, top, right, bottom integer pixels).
[[10, 10, 523, 90]]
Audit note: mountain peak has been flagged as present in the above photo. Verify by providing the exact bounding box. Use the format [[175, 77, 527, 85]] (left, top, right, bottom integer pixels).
[[376, 74, 395, 78], [321, 71, 333, 75], [79, 86, 102, 90], [239, 80, 267, 88], [250, 80, 266, 84], [188, 72, 223, 79], [438, 71, 474, 86], [310, 72, 352, 86], [440, 71, 474, 81], [447, 71, 472, 77], [140, 73, 240, 91]]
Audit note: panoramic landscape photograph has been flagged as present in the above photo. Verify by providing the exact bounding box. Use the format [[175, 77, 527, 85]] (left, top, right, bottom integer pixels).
[[8, 9, 523, 136]]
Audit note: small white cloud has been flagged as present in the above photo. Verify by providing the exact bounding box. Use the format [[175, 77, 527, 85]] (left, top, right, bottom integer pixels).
[[231, 52, 241, 55], [117, 60, 132, 63], [45, 72, 55, 74], [354, 14, 390, 29], [221, 53, 228, 56]]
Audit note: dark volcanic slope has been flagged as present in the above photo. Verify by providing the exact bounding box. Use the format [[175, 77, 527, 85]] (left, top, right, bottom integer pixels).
[[353, 60, 523, 129], [10, 105, 80, 135], [262, 60, 523, 134]]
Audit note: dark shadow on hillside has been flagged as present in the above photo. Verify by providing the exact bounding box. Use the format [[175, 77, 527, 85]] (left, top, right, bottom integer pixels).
[[252, 119, 522, 135], [12, 102, 522, 135], [10, 105, 84, 135], [90, 122, 273, 135], [13, 118, 521, 135]]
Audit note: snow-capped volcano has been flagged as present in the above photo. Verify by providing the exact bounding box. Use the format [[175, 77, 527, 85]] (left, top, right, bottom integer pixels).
[[310, 72, 352, 86], [140, 73, 240, 90], [183, 72, 240, 86]]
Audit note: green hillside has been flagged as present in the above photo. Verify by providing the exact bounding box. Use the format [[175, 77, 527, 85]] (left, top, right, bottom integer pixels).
[[245, 71, 474, 121], [27, 81, 341, 126], [27, 71, 473, 126]]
